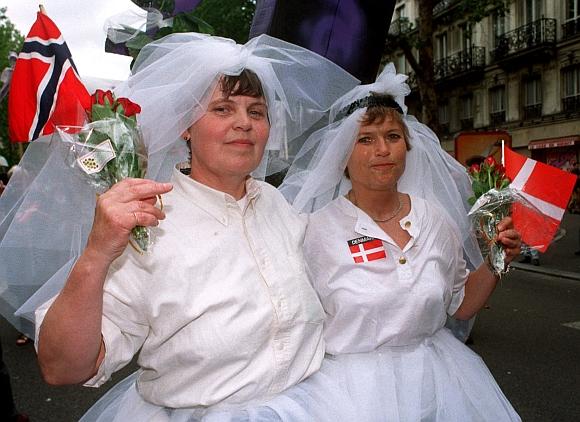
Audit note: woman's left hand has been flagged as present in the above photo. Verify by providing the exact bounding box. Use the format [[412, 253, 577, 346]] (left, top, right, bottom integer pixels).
[[495, 216, 522, 264]]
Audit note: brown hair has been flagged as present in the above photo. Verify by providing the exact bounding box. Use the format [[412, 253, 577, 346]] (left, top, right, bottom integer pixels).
[[359, 103, 411, 151], [219, 69, 264, 99]]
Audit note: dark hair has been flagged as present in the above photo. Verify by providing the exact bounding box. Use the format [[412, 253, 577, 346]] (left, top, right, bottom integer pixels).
[[183, 69, 266, 167], [219, 69, 264, 99], [359, 101, 411, 151]]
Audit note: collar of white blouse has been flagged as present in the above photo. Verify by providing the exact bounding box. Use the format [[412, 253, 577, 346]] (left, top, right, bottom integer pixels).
[[341, 195, 421, 253], [171, 168, 261, 226]]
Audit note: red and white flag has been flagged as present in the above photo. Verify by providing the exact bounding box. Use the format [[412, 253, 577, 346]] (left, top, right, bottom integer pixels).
[[348, 236, 386, 263], [504, 146, 577, 252], [8, 12, 90, 143]]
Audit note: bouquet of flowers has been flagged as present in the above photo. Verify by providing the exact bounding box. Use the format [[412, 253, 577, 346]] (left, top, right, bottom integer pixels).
[[467, 156, 513, 275], [57, 89, 152, 253]]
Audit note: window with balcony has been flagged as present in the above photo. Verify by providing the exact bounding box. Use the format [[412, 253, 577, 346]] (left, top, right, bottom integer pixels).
[[522, 0, 543, 24], [438, 102, 450, 133], [493, 11, 507, 37], [563, 66, 580, 113], [563, 0, 580, 39], [395, 54, 406, 74], [523, 76, 542, 119], [460, 94, 474, 129], [567, 0, 580, 20], [395, 4, 406, 20], [436, 32, 448, 61], [489, 85, 506, 125]]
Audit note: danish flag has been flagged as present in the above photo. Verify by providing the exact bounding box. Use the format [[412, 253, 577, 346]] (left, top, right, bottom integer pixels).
[[348, 236, 386, 263], [504, 147, 577, 252], [8, 12, 90, 143]]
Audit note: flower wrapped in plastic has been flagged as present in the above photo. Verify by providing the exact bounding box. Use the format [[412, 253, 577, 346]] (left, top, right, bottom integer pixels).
[[56, 89, 152, 253], [467, 156, 513, 275]]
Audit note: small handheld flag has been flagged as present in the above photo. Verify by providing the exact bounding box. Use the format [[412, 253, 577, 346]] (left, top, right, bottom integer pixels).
[[8, 10, 91, 143], [504, 147, 577, 252]]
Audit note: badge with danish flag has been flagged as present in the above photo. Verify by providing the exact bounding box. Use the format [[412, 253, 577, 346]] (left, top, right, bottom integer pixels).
[[348, 236, 386, 263]]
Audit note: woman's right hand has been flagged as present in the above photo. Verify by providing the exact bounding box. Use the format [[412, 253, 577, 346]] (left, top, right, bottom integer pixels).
[[85, 178, 173, 263]]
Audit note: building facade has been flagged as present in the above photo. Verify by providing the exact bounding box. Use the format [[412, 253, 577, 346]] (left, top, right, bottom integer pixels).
[[386, 0, 580, 170]]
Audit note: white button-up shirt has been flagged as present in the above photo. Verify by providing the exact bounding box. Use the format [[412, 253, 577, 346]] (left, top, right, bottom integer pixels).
[[304, 195, 468, 355], [37, 168, 325, 408]]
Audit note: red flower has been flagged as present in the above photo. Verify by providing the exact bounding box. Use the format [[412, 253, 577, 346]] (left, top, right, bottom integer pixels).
[[92, 89, 114, 107], [469, 163, 480, 174], [484, 155, 497, 168], [115, 97, 142, 117]]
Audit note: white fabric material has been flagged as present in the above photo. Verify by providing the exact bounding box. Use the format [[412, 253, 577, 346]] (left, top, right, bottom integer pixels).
[[298, 196, 520, 421], [0, 32, 358, 336], [305, 195, 468, 355], [279, 64, 483, 270], [114, 32, 360, 181], [297, 329, 521, 422], [36, 168, 325, 409]]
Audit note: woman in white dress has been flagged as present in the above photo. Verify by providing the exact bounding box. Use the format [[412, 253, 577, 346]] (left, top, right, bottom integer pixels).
[[0, 33, 361, 421], [280, 64, 522, 421]]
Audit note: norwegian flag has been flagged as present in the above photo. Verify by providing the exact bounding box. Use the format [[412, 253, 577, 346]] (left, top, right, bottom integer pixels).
[[8, 12, 90, 143], [504, 147, 577, 252], [348, 236, 386, 263]]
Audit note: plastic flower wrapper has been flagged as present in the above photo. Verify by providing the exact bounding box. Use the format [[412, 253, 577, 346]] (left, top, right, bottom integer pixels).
[[467, 156, 513, 275], [56, 89, 153, 253]]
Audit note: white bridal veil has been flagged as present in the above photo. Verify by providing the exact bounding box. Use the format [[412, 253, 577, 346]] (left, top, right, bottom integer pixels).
[[0, 33, 359, 335], [280, 64, 484, 270]]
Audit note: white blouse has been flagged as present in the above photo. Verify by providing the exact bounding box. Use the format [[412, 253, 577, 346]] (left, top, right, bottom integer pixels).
[[37, 168, 325, 408], [304, 195, 469, 355]]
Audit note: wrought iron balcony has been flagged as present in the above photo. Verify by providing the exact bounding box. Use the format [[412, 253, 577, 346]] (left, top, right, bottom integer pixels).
[[491, 18, 556, 63], [433, 0, 460, 16], [490, 111, 506, 126], [434, 47, 485, 81], [562, 18, 580, 40], [523, 104, 542, 120], [563, 95, 580, 113], [389, 18, 413, 36]]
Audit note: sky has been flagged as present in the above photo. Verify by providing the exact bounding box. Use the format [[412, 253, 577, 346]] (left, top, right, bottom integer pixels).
[[2, 0, 142, 83]]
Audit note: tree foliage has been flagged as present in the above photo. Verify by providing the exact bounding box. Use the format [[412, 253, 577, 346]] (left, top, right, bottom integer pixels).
[[122, 0, 255, 64], [385, 0, 511, 135], [0, 7, 24, 168], [192, 0, 255, 43]]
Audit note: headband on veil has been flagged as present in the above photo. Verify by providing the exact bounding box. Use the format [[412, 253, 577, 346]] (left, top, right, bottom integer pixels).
[[279, 63, 483, 269], [0, 33, 359, 336]]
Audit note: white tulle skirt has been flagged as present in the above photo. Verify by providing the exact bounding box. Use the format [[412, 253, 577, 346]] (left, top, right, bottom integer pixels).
[[81, 328, 520, 421]]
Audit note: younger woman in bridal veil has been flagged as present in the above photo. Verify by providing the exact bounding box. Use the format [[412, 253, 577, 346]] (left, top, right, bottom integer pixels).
[[279, 64, 522, 421]]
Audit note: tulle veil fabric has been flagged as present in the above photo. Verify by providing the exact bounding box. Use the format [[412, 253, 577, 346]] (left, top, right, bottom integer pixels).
[[279, 63, 484, 270], [0, 32, 359, 336]]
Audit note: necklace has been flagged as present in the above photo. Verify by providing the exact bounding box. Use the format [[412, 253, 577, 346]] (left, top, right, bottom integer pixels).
[[347, 191, 402, 223]]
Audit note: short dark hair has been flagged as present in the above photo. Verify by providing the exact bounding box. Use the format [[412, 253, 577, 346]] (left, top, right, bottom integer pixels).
[[359, 102, 411, 151], [219, 69, 264, 99]]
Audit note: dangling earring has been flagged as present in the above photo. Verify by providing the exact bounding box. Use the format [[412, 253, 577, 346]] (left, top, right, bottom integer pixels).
[[183, 134, 191, 141]]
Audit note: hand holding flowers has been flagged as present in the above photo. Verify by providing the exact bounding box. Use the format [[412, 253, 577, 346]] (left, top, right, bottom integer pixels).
[[467, 155, 514, 276], [58, 89, 156, 253]]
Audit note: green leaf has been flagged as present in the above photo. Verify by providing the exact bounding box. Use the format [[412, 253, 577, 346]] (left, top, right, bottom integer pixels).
[[91, 104, 115, 121], [126, 32, 154, 50]]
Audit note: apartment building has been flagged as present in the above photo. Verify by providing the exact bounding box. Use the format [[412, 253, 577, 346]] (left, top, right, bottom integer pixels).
[[386, 0, 580, 170]]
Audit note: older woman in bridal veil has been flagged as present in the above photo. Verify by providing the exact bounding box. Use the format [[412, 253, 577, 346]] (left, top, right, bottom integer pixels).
[[1, 32, 363, 421]]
